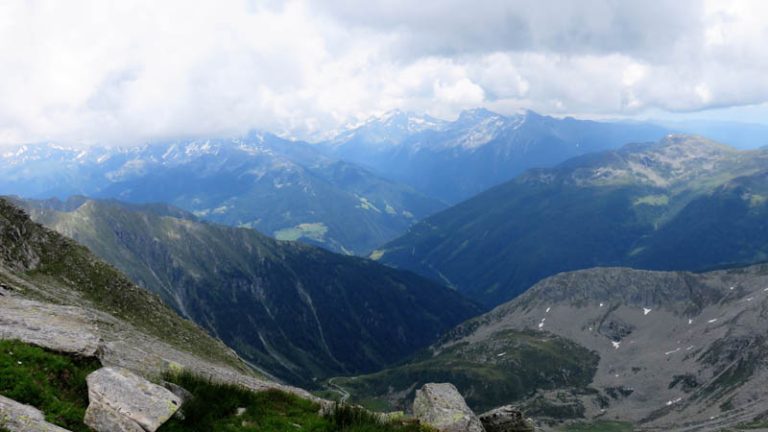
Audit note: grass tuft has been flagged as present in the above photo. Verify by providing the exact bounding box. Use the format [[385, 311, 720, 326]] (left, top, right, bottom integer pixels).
[[0, 339, 101, 432], [159, 370, 431, 432]]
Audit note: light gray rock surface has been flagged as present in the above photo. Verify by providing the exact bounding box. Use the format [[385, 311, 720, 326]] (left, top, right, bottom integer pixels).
[[0, 394, 72, 432], [479, 405, 534, 432], [0, 296, 100, 357], [413, 383, 485, 432], [84, 367, 180, 432]]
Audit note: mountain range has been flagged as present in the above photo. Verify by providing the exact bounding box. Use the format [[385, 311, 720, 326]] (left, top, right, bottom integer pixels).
[[374, 135, 768, 306], [336, 264, 768, 431], [322, 109, 670, 203], [0, 133, 445, 255], [13, 196, 481, 387], [0, 109, 672, 255]]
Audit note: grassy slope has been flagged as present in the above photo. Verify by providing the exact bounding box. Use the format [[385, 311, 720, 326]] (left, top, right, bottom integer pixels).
[[159, 371, 431, 432], [0, 340, 101, 432], [335, 329, 598, 413], [0, 340, 430, 432]]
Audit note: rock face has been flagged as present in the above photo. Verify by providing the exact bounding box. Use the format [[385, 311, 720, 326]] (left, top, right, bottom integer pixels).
[[413, 383, 485, 432], [479, 405, 534, 432], [0, 395, 72, 432], [0, 296, 100, 357], [84, 367, 181, 432]]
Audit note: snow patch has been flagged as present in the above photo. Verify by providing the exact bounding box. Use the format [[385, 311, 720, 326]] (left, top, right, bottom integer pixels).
[[666, 397, 683, 406], [643, 308, 652, 315], [665, 348, 681, 356], [708, 318, 718, 324], [611, 341, 621, 349], [545, 307, 551, 313]]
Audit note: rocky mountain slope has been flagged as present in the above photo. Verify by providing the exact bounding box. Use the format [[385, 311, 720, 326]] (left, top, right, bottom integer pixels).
[[323, 109, 669, 203], [0, 196, 319, 397], [375, 135, 768, 306], [0, 134, 445, 255], [337, 264, 768, 431], [13, 196, 481, 387]]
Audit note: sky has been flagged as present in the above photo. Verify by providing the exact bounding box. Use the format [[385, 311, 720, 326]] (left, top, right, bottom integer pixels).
[[1, 0, 768, 147]]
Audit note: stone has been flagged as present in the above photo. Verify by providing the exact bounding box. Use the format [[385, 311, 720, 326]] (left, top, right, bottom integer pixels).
[[412, 383, 485, 432], [0, 296, 100, 357], [0, 394, 72, 432], [84, 367, 181, 432], [478, 405, 535, 432]]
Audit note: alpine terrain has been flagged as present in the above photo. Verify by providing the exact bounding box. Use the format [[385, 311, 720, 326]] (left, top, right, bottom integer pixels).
[[337, 264, 768, 431], [375, 135, 768, 306], [13, 196, 481, 387]]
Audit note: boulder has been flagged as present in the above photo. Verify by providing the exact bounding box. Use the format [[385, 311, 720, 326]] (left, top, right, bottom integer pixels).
[[412, 383, 485, 432], [84, 367, 181, 432], [479, 405, 535, 432], [0, 394, 72, 432]]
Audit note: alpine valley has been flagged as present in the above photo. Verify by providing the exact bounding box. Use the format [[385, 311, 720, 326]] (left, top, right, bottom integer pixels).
[[11, 196, 481, 387]]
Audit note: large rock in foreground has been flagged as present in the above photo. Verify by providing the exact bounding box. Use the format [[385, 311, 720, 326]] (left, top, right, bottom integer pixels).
[[479, 405, 534, 432], [84, 367, 181, 432], [413, 383, 485, 432], [0, 395, 72, 432]]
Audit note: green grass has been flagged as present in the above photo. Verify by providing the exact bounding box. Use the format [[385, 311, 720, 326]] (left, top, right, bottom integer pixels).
[[337, 329, 598, 413], [274, 222, 328, 242], [159, 371, 432, 432], [736, 420, 768, 430], [0, 339, 101, 432], [561, 420, 634, 432]]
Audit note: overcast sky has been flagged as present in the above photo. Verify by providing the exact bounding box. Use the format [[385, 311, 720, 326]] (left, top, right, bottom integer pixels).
[[1, 0, 767, 146]]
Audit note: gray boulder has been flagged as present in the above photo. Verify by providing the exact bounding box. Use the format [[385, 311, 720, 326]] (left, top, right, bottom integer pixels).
[[412, 383, 485, 432], [0, 394, 72, 432], [84, 367, 181, 432], [479, 405, 534, 432]]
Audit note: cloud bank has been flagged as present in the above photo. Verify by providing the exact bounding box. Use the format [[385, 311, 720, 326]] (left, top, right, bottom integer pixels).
[[0, 0, 767, 146]]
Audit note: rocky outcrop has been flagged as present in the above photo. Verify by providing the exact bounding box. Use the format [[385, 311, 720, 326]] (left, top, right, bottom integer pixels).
[[0, 296, 100, 357], [413, 383, 485, 432], [0, 291, 322, 404], [0, 395, 72, 432], [84, 367, 181, 432], [479, 405, 534, 432]]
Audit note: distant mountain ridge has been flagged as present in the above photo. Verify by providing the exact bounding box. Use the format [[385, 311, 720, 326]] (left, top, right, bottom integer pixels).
[[375, 135, 768, 306], [14, 196, 481, 386], [322, 109, 670, 203], [0, 133, 445, 255]]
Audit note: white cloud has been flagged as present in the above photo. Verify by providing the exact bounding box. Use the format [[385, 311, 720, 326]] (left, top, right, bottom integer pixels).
[[0, 0, 767, 148]]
